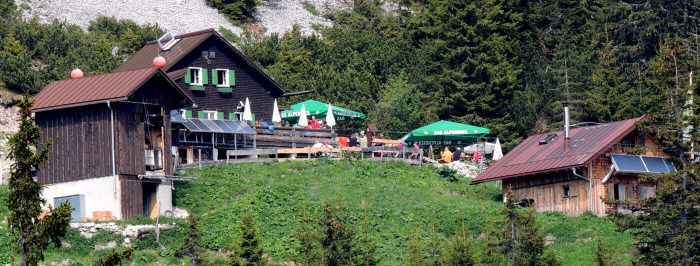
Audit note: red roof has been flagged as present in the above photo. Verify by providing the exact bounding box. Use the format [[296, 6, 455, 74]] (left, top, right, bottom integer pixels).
[[33, 67, 193, 112], [471, 117, 645, 184]]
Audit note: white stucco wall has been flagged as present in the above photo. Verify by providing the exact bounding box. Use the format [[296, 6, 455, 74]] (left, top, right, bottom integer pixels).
[[156, 183, 173, 216], [41, 175, 122, 220]]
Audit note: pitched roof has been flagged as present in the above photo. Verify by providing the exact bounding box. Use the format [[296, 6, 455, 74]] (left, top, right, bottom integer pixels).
[[471, 117, 645, 184], [33, 67, 194, 112], [115, 28, 288, 97]]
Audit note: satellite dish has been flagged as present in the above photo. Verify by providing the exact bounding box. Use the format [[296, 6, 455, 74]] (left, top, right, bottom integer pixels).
[[157, 32, 177, 51]]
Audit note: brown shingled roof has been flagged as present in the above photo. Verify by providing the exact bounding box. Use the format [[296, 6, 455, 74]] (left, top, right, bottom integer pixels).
[[115, 28, 288, 97], [471, 117, 645, 184], [33, 67, 193, 112]]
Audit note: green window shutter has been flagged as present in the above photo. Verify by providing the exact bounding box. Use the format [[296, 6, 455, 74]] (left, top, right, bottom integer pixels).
[[185, 68, 191, 83], [217, 112, 224, 120], [251, 114, 255, 122], [229, 113, 236, 120], [185, 110, 192, 118], [212, 70, 218, 85], [198, 111, 205, 118], [217, 87, 232, 93], [190, 86, 205, 91], [229, 70, 235, 86], [202, 69, 208, 84]]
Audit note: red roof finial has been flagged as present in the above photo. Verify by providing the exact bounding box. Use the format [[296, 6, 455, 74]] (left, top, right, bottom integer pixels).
[[153, 56, 166, 68], [70, 68, 83, 79]]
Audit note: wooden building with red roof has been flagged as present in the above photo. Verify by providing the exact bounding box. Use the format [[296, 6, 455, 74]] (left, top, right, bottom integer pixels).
[[471, 112, 676, 216], [33, 67, 194, 220]]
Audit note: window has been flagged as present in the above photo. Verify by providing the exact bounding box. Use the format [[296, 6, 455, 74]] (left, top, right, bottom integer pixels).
[[229, 112, 242, 121], [189, 68, 202, 85], [563, 185, 570, 198], [202, 110, 218, 120], [214, 69, 229, 87]]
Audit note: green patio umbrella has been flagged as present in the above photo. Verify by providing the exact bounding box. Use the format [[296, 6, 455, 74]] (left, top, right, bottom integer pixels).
[[281, 100, 366, 122], [402, 120, 490, 146]]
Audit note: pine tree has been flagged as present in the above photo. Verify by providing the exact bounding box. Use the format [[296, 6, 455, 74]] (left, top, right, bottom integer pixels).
[[176, 215, 203, 265], [486, 189, 561, 265], [406, 227, 426, 266], [320, 196, 356, 265], [238, 205, 264, 265], [293, 197, 321, 265], [355, 202, 379, 265], [441, 221, 476, 266], [6, 93, 72, 266]]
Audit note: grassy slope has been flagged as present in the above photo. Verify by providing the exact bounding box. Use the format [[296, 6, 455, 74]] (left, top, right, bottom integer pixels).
[[174, 159, 635, 264], [0, 160, 635, 264]]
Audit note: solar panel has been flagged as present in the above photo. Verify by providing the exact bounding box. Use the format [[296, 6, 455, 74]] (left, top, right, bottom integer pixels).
[[233, 120, 257, 134], [214, 120, 234, 133], [182, 120, 201, 132], [202, 119, 223, 133], [666, 161, 676, 173], [642, 156, 671, 173], [191, 119, 211, 132], [611, 154, 648, 173], [170, 110, 186, 123], [612, 154, 675, 174]]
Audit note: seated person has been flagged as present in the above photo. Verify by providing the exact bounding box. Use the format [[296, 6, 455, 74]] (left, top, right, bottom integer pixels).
[[348, 134, 358, 147], [410, 142, 421, 159], [452, 147, 463, 162], [321, 141, 333, 157], [441, 147, 453, 163]]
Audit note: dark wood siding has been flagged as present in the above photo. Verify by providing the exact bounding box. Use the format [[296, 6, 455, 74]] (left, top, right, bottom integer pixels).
[[36, 105, 112, 184], [120, 176, 143, 219], [115, 102, 145, 176], [172, 39, 277, 122]]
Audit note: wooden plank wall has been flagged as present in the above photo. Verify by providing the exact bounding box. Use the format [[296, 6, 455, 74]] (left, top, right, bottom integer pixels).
[[36, 105, 112, 184], [172, 39, 278, 122], [119, 176, 143, 219], [115, 103, 145, 176], [507, 178, 591, 216]]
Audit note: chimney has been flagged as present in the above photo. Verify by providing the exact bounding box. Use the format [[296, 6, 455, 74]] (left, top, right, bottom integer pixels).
[[563, 104, 570, 151]]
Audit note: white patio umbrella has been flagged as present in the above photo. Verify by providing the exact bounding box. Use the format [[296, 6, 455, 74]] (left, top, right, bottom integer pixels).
[[325, 103, 336, 129], [242, 97, 253, 123], [492, 138, 503, 161], [297, 103, 309, 127], [272, 99, 281, 123]]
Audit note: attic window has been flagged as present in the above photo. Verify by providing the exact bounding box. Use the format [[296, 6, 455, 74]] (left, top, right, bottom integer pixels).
[[539, 133, 557, 145], [162, 39, 180, 50]]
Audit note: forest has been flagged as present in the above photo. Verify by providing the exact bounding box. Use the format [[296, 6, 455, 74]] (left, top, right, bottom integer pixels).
[[2, 0, 699, 143], [1, 0, 700, 264]]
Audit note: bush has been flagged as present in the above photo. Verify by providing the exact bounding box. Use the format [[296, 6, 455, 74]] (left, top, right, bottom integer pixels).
[[206, 0, 261, 25]]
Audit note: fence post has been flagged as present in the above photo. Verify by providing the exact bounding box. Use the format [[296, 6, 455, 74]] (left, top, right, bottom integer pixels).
[[308, 146, 311, 159], [419, 149, 423, 166], [339, 146, 343, 159], [292, 128, 296, 148], [198, 149, 202, 169]]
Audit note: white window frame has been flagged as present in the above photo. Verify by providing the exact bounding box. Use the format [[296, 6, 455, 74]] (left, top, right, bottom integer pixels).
[[203, 110, 217, 120], [189, 67, 203, 86], [232, 112, 243, 121], [180, 109, 188, 118], [215, 69, 229, 87]]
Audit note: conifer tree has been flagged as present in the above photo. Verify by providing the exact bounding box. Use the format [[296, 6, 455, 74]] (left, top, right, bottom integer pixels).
[[238, 205, 264, 265], [176, 215, 203, 265], [355, 202, 379, 265], [406, 227, 426, 266], [441, 220, 475, 266], [320, 196, 356, 265], [6, 93, 72, 266], [486, 189, 561, 265], [294, 197, 320, 265]]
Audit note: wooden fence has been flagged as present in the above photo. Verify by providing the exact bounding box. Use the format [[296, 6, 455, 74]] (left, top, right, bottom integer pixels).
[[175, 146, 423, 171]]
